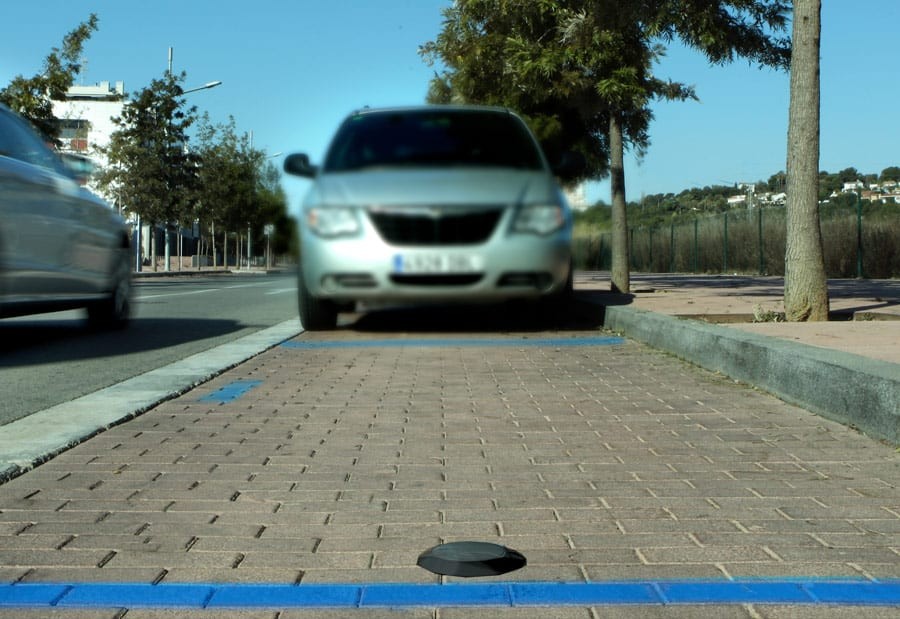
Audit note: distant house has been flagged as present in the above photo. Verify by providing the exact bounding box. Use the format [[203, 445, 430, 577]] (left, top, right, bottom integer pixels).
[[842, 180, 865, 192], [727, 195, 747, 206], [860, 190, 880, 202]]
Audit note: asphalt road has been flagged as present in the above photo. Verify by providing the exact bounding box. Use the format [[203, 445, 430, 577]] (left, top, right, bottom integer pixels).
[[0, 272, 299, 427]]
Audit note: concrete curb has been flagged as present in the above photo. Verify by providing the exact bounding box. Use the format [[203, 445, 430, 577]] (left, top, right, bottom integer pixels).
[[603, 305, 900, 445], [0, 319, 303, 483]]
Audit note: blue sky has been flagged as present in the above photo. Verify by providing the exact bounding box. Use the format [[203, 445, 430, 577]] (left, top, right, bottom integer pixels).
[[2, 1, 897, 209]]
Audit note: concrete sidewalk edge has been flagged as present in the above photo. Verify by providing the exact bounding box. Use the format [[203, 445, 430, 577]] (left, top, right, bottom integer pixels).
[[0, 319, 303, 483], [603, 306, 900, 445]]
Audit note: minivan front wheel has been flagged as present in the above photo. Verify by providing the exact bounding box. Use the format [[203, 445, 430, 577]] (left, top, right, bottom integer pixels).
[[297, 270, 337, 331]]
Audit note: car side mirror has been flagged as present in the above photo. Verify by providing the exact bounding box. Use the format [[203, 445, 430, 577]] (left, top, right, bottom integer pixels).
[[283, 153, 318, 178], [60, 152, 96, 186]]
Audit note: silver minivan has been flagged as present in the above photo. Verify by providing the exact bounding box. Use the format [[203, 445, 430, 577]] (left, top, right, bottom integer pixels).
[[284, 105, 573, 330]]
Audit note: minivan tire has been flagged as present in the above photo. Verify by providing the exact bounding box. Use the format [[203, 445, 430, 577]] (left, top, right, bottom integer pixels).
[[298, 269, 338, 330]]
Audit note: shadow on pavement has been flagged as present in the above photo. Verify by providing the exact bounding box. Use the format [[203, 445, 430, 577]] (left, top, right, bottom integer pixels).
[[0, 318, 245, 366], [345, 293, 613, 333]]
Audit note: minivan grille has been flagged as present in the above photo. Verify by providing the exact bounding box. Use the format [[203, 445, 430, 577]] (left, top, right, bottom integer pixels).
[[368, 207, 502, 246]]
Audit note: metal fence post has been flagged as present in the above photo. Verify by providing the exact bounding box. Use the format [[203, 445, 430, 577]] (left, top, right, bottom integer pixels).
[[693, 219, 699, 273], [856, 194, 864, 279], [723, 212, 729, 273], [670, 224, 675, 272], [758, 207, 765, 275]]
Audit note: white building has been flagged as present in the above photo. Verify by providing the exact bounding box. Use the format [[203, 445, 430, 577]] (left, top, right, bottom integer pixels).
[[564, 183, 589, 211], [51, 81, 126, 196]]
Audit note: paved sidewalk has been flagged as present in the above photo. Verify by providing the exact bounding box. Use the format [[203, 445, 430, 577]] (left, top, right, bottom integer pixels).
[[581, 274, 899, 445], [0, 274, 897, 616], [580, 273, 900, 365], [0, 278, 900, 619]]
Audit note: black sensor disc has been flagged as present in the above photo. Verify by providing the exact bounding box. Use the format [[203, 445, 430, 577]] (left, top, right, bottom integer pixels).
[[417, 541, 527, 577]]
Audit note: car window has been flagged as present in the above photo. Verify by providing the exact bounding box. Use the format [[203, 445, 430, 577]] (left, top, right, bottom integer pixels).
[[324, 110, 544, 172], [0, 107, 66, 173]]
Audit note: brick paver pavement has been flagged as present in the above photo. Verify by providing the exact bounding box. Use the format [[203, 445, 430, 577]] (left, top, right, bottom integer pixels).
[[0, 328, 897, 617]]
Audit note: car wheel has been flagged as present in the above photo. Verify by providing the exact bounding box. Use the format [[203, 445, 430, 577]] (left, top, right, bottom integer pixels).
[[298, 269, 337, 330], [537, 261, 574, 321], [88, 256, 131, 330]]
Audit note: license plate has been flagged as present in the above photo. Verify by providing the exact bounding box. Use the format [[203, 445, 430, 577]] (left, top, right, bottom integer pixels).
[[392, 253, 483, 274]]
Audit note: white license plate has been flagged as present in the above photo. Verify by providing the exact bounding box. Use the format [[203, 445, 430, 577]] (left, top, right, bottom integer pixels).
[[392, 253, 483, 274]]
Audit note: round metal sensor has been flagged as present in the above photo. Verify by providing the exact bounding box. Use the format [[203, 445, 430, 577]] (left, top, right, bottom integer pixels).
[[417, 541, 527, 577]]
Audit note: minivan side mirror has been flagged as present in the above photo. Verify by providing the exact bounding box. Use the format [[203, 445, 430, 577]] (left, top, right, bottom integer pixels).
[[283, 153, 318, 178]]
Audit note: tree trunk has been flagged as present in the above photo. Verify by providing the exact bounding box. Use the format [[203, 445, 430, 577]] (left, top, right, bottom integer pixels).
[[223, 229, 228, 270], [609, 113, 630, 294], [784, 0, 829, 321]]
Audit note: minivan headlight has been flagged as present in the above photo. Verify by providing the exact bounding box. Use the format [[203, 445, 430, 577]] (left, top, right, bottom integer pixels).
[[306, 207, 360, 237], [512, 204, 565, 235]]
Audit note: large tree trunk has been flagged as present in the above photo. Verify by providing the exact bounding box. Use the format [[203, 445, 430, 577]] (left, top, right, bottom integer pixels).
[[784, 0, 829, 321], [609, 113, 630, 294]]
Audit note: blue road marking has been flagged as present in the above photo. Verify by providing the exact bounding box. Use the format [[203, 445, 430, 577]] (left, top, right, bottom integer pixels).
[[197, 379, 262, 404], [282, 336, 625, 350], [58, 583, 214, 608], [209, 584, 361, 608], [2, 580, 899, 609]]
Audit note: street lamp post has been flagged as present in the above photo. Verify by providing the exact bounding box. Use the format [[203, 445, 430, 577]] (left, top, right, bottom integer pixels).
[[161, 79, 222, 272]]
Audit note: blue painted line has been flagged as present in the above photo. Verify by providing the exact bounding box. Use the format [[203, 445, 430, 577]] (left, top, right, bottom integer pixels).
[[209, 584, 361, 608], [197, 379, 262, 404], [361, 583, 511, 607], [806, 581, 900, 605], [0, 584, 70, 607], [58, 583, 214, 608], [659, 581, 813, 604], [2, 580, 899, 609], [512, 582, 659, 606], [282, 336, 625, 350]]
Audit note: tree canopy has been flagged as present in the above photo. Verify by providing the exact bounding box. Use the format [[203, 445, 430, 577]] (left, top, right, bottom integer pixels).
[[97, 72, 200, 230], [0, 14, 99, 143], [422, 0, 791, 293]]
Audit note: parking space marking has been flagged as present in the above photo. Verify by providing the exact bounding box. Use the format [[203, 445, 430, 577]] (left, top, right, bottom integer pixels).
[[197, 379, 263, 404], [281, 336, 625, 350], [2, 580, 898, 609]]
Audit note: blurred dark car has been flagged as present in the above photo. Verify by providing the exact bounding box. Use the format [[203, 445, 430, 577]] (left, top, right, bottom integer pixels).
[[0, 103, 132, 328]]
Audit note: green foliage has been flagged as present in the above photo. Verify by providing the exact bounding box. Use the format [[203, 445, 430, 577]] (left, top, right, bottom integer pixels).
[[421, 1, 791, 184], [195, 114, 259, 230], [575, 201, 900, 279], [0, 14, 99, 143], [580, 164, 897, 233], [193, 115, 291, 258], [422, 1, 791, 294], [879, 166, 900, 182], [96, 72, 200, 228]]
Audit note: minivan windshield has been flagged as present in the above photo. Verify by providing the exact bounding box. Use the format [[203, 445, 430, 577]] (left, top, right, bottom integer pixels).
[[323, 109, 544, 172]]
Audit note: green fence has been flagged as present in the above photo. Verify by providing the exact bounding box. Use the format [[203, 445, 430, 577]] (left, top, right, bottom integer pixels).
[[574, 201, 900, 278]]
